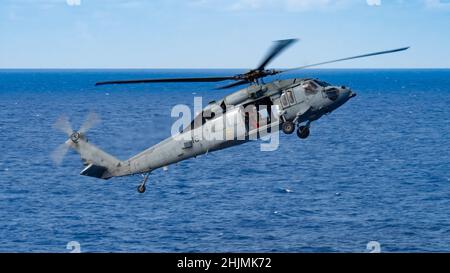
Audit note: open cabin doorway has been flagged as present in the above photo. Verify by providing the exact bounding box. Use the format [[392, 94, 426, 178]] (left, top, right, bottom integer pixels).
[[242, 96, 278, 138]]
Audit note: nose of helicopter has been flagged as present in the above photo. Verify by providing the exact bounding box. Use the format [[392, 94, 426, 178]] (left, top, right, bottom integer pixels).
[[340, 86, 356, 100]]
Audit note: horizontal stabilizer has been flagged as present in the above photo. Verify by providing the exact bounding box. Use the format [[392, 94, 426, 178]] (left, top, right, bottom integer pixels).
[[80, 164, 108, 179]]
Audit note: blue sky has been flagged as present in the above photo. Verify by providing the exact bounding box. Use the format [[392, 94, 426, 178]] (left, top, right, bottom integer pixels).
[[1, 0, 449, 68]]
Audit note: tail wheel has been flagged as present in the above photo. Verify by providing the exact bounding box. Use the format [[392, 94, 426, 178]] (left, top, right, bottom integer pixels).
[[282, 121, 295, 134], [137, 184, 146, 193], [297, 126, 310, 139]]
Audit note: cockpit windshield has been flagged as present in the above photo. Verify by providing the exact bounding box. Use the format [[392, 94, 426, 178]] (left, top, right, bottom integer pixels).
[[302, 80, 319, 94]]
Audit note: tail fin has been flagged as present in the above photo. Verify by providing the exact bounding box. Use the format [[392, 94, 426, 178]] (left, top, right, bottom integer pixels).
[[70, 137, 121, 179]]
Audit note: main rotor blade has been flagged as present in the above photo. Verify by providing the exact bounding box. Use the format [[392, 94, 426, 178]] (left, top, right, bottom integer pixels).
[[215, 80, 250, 90], [282, 47, 410, 72], [79, 112, 101, 134], [53, 115, 73, 136], [51, 141, 70, 165], [256, 39, 298, 71], [95, 76, 237, 86]]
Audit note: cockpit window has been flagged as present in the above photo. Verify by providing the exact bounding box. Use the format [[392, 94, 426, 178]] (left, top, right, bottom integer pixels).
[[303, 80, 319, 94], [308, 81, 318, 89], [326, 88, 339, 101]]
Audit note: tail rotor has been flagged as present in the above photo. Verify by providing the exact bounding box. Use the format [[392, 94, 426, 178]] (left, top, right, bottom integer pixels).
[[51, 112, 101, 165], [79, 112, 101, 135]]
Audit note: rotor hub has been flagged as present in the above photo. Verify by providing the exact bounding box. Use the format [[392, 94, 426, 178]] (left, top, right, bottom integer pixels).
[[70, 132, 81, 143], [239, 69, 280, 83]]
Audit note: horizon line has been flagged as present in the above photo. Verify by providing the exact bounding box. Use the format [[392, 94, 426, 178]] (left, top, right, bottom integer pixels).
[[1, 67, 449, 70]]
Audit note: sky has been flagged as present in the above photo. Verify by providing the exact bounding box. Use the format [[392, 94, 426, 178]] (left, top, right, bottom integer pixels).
[[0, 0, 449, 69]]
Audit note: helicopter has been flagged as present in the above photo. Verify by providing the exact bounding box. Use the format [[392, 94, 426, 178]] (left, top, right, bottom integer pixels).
[[52, 39, 409, 193]]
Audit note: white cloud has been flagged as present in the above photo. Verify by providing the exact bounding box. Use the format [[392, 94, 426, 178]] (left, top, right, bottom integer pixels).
[[366, 0, 381, 6], [194, 0, 450, 11], [5, 0, 449, 12], [285, 0, 344, 11], [230, 0, 265, 10], [66, 0, 81, 6], [221, 0, 353, 11]]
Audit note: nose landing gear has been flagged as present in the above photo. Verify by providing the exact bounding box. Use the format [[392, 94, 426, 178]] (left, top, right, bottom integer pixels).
[[297, 126, 310, 139], [282, 119, 311, 139], [137, 173, 150, 193]]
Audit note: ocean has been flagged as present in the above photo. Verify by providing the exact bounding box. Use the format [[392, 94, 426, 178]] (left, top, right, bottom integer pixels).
[[0, 69, 449, 252]]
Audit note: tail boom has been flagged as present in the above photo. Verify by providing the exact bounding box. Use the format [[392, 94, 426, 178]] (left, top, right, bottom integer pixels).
[[70, 139, 123, 179]]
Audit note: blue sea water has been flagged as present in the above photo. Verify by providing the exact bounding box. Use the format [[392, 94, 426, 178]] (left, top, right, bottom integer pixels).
[[0, 69, 449, 253]]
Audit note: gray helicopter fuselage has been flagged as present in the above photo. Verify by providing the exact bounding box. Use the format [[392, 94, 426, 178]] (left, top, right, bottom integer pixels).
[[94, 78, 355, 178]]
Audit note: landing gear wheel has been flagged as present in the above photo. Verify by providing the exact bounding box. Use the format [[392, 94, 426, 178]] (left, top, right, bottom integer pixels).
[[282, 121, 295, 134], [297, 126, 310, 139], [137, 184, 146, 193], [137, 173, 150, 193]]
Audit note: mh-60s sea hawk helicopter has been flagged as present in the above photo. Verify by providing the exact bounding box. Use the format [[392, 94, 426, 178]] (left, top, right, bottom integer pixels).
[[52, 39, 408, 193]]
